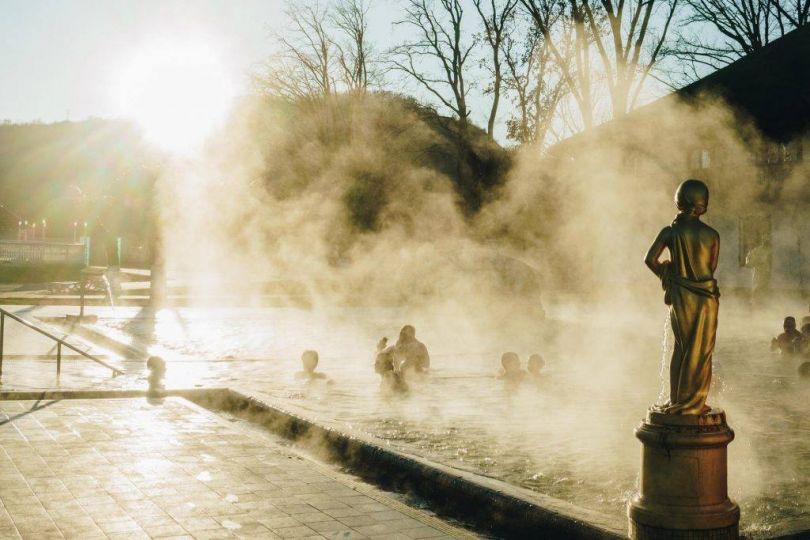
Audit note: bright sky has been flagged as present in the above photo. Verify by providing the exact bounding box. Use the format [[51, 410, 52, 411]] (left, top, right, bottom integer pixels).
[[0, 0, 676, 147], [0, 0, 398, 124]]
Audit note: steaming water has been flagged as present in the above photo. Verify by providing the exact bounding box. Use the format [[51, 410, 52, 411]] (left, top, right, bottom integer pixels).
[[657, 313, 672, 406], [90, 305, 810, 535]]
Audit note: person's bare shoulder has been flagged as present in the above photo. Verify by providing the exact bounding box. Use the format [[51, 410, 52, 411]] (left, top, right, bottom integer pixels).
[[700, 221, 720, 239], [658, 225, 673, 241]]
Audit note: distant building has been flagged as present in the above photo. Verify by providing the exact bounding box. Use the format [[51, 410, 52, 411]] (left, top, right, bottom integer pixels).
[[549, 25, 810, 294]]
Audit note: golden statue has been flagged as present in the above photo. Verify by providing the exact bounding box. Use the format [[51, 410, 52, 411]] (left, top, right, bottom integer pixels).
[[645, 180, 720, 415]]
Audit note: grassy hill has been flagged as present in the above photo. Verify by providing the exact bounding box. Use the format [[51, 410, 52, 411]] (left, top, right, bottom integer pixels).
[[230, 92, 510, 234], [0, 94, 509, 242]]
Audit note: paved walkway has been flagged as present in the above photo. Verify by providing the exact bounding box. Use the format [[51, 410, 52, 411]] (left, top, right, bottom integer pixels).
[[0, 397, 476, 540]]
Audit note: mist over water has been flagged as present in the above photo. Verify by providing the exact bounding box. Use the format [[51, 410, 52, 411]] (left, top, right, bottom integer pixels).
[[145, 90, 810, 534]]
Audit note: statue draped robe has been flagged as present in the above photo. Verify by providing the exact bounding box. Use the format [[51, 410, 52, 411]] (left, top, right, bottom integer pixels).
[[660, 219, 720, 415]]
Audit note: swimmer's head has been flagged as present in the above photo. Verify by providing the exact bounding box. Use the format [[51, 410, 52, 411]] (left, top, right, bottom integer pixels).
[[527, 353, 544, 374], [501, 352, 520, 372], [675, 179, 709, 216], [399, 325, 416, 341], [785, 316, 797, 331], [301, 350, 319, 372]]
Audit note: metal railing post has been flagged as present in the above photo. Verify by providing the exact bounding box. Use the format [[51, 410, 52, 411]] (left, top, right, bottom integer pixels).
[[0, 307, 122, 378], [79, 274, 86, 318]]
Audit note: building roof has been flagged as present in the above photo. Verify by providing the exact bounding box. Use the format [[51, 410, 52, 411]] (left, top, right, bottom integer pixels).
[[671, 24, 810, 141], [553, 24, 810, 148]]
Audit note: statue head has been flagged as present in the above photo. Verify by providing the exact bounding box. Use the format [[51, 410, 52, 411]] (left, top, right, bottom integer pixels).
[[675, 179, 709, 216], [301, 350, 319, 372]]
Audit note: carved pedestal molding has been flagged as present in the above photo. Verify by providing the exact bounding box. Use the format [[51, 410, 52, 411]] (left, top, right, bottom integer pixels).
[[628, 409, 740, 540]]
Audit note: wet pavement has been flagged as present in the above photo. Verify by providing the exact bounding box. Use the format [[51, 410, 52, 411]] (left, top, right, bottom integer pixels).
[[0, 397, 475, 539]]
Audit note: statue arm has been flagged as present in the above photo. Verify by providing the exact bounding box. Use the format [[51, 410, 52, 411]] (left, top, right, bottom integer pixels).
[[710, 233, 720, 273], [644, 227, 671, 278]]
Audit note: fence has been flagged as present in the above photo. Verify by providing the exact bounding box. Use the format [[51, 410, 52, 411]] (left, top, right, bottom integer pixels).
[[0, 240, 85, 266]]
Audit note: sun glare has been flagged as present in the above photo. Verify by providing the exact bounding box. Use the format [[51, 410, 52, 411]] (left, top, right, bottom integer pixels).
[[116, 39, 236, 155]]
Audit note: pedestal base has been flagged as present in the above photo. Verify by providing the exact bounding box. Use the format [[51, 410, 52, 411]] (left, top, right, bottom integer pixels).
[[628, 409, 740, 540], [630, 521, 738, 540]]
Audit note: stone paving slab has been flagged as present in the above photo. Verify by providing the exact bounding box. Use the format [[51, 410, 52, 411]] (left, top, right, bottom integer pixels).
[[0, 397, 477, 539]]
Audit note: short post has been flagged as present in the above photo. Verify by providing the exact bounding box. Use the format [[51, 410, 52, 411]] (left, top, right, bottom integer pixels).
[[0, 312, 4, 379], [79, 274, 86, 318], [56, 342, 62, 378]]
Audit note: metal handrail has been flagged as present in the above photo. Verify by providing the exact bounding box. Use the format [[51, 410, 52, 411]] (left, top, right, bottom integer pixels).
[[0, 308, 124, 378]]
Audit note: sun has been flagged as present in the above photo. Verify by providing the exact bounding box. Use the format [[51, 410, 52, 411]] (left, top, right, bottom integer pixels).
[[116, 39, 237, 155]]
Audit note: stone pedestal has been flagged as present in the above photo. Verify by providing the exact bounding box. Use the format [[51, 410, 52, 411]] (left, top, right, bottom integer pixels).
[[628, 409, 740, 540]]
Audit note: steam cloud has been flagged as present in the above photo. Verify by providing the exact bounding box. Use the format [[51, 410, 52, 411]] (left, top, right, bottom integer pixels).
[[154, 89, 810, 531]]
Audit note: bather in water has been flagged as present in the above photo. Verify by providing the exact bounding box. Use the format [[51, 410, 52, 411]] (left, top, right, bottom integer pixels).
[[374, 344, 408, 396], [771, 317, 802, 355], [377, 325, 430, 382], [802, 305, 810, 329], [498, 352, 526, 388], [295, 350, 329, 382], [527, 353, 545, 383], [798, 324, 810, 356]]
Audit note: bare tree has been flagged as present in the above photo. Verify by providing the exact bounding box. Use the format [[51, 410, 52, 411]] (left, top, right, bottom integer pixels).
[[503, 31, 539, 143], [255, 0, 380, 101], [670, 0, 808, 81], [502, 26, 568, 145], [332, 0, 377, 92], [390, 0, 476, 130], [580, 0, 679, 116], [520, 0, 677, 125], [520, 0, 596, 128], [474, 0, 520, 139], [255, 1, 335, 100], [770, 0, 810, 29]]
